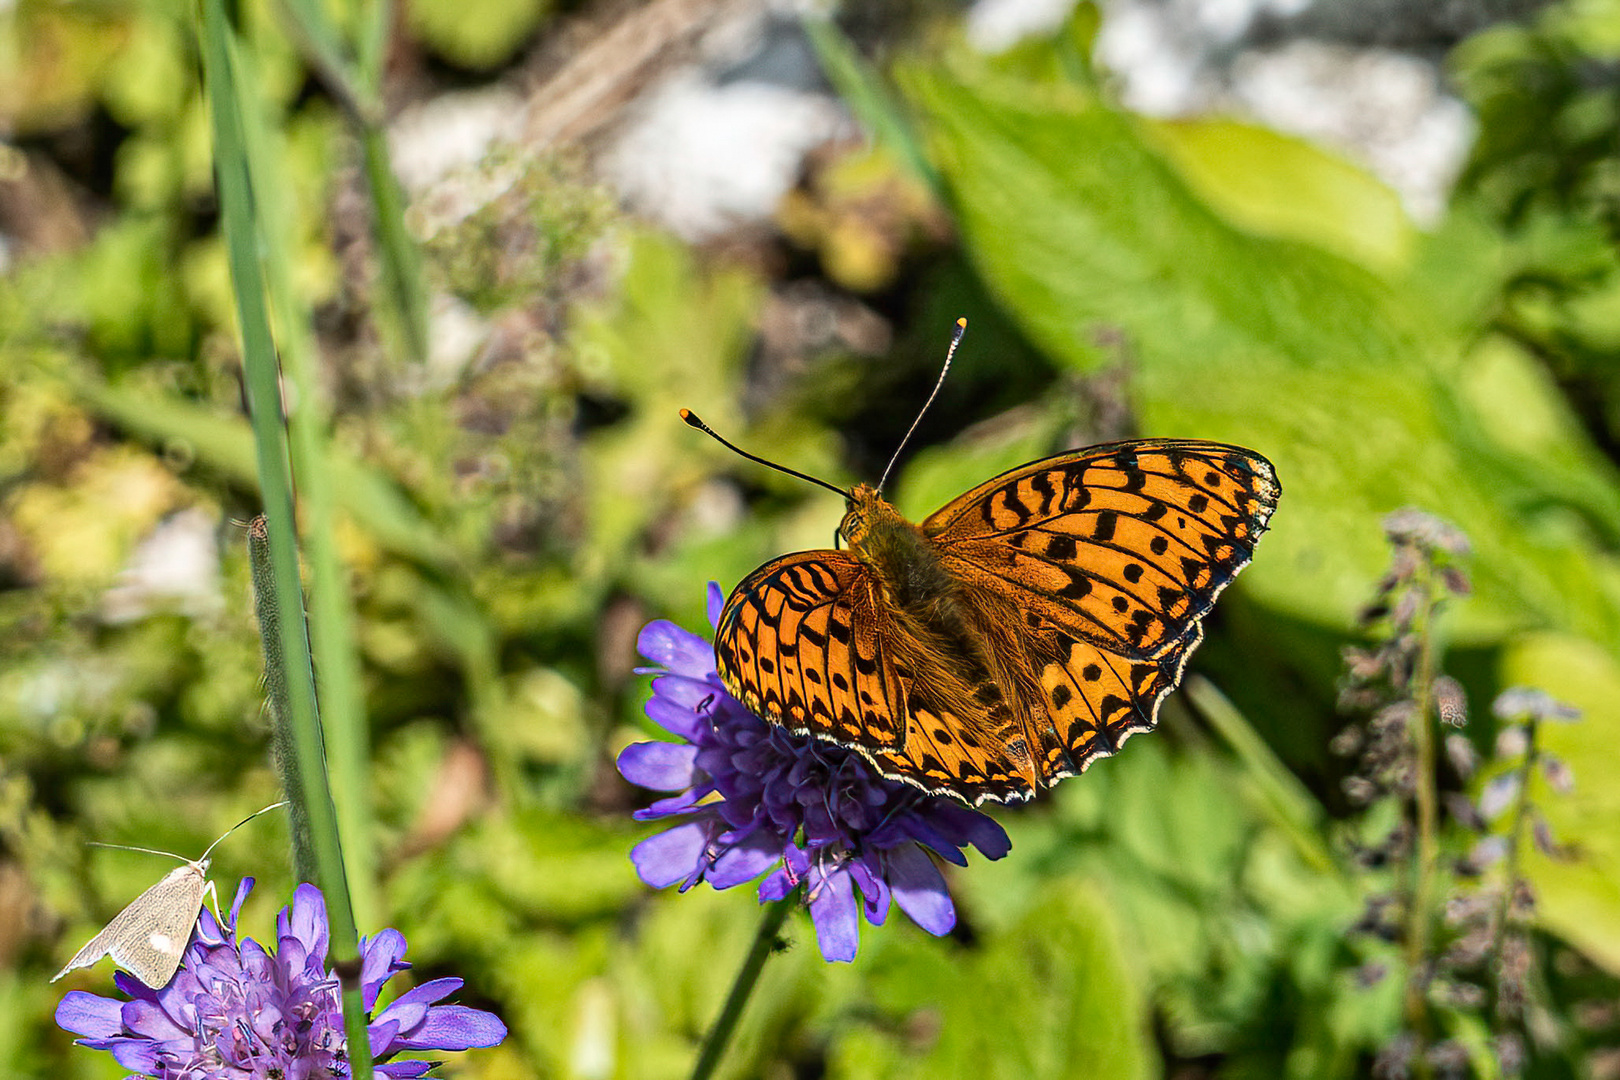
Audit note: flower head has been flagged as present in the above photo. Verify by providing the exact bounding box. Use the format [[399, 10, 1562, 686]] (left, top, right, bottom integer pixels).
[[617, 583, 1011, 962], [55, 879, 506, 1078]]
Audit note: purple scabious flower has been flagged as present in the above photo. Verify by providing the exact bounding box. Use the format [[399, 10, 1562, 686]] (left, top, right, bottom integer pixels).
[[55, 878, 506, 1079], [617, 582, 1012, 962]]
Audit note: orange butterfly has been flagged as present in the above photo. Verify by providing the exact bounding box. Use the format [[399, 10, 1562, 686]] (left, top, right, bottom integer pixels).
[[688, 324, 1280, 806]]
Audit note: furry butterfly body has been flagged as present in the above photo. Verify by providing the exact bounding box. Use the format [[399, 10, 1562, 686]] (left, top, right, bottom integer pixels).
[[714, 439, 1280, 806]]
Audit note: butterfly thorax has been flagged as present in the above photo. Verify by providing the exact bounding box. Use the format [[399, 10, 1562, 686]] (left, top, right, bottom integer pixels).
[[840, 485, 961, 616]]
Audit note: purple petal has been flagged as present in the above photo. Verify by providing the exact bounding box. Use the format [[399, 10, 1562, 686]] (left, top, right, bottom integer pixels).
[[54, 992, 124, 1039], [282, 884, 330, 961], [376, 978, 464, 1035], [886, 843, 955, 937], [632, 791, 709, 821], [807, 866, 859, 962], [890, 815, 970, 867], [194, 902, 224, 946], [931, 803, 1012, 859], [378, 1062, 436, 1078], [390, 1005, 508, 1051], [708, 832, 784, 888], [108, 1038, 165, 1074], [758, 867, 795, 902], [228, 877, 254, 930], [368, 1016, 403, 1059], [707, 581, 725, 628], [638, 621, 716, 678], [848, 856, 889, 925], [617, 741, 700, 790], [652, 673, 722, 710], [630, 822, 710, 887], [110, 970, 160, 1003], [360, 929, 410, 1011], [645, 684, 712, 741], [121, 998, 188, 1042]]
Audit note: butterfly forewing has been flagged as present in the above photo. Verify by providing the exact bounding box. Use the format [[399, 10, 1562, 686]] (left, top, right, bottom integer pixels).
[[925, 440, 1279, 658], [52, 862, 207, 988]]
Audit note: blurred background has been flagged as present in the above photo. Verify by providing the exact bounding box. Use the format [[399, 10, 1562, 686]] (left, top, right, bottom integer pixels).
[[6, 0, 1620, 1075]]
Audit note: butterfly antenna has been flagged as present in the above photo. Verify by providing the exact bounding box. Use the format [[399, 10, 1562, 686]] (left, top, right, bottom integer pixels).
[[680, 410, 852, 500], [199, 801, 290, 863], [878, 317, 966, 495]]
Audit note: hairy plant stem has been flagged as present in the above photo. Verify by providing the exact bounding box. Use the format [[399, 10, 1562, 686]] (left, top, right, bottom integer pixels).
[[1403, 564, 1443, 1037], [689, 897, 794, 1080]]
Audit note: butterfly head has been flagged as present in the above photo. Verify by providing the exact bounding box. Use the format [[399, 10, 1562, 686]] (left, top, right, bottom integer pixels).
[[838, 484, 887, 548], [838, 483, 923, 561]]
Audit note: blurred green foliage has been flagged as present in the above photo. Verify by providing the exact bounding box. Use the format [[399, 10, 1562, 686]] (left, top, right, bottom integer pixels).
[[5, 0, 1620, 1077]]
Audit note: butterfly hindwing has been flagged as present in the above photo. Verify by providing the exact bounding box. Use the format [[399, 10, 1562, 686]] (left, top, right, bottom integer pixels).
[[925, 439, 1279, 659], [716, 551, 905, 753], [716, 551, 1044, 803], [1028, 626, 1195, 781]]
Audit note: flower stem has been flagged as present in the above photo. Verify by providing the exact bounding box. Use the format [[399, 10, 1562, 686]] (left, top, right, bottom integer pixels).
[[1403, 566, 1442, 1034], [689, 898, 794, 1080]]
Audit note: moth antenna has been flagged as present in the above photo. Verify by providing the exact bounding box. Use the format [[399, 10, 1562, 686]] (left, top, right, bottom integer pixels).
[[679, 410, 852, 500], [199, 801, 289, 863], [86, 842, 189, 863], [879, 317, 966, 495]]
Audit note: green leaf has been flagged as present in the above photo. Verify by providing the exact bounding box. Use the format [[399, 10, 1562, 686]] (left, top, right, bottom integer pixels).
[[842, 884, 1155, 1080], [1141, 116, 1416, 273], [406, 0, 552, 70], [1499, 631, 1620, 973], [900, 43, 1620, 658]]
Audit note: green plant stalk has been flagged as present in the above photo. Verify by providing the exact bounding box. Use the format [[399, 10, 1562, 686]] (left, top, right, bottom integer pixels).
[[197, 2, 373, 1074], [801, 16, 940, 194], [361, 125, 429, 364], [354, 0, 389, 92], [267, 0, 424, 363], [273, 0, 379, 125], [229, 27, 378, 929], [1185, 675, 1338, 875], [1403, 567, 1443, 1034], [689, 898, 794, 1080], [248, 518, 316, 880]]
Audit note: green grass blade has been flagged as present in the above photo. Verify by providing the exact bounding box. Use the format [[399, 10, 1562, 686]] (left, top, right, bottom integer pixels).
[[1185, 675, 1339, 875], [228, 23, 378, 928], [802, 15, 939, 192], [361, 126, 430, 364], [197, 1, 375, 1073]]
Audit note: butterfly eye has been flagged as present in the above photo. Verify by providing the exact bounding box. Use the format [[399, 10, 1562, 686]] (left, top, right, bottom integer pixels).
[[839, 510, 864, 544]]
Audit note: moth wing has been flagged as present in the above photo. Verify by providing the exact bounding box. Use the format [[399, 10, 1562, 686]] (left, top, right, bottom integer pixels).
[[52, 863, 207, 989]]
